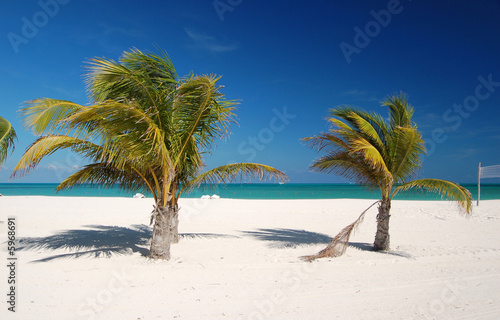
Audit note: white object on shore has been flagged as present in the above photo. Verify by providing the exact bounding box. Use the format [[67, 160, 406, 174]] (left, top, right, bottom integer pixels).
[[478, 162, 500, 205], [201, 194, 220, 199], [133, 193, 146, 198]]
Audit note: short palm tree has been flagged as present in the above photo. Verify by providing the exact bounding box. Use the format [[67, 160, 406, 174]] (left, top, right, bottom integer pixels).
[[302, 93, 472, 260], [0, 116, 17, 166], [13, 48, 287, 260]]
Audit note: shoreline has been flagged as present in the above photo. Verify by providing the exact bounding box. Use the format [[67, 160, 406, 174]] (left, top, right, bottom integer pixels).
[[2, 194, 500, 204], [2, 182, 499, 201]]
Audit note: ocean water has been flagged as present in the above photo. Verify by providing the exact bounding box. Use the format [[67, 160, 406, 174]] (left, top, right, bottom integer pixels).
[[1, 183, 499, 200]]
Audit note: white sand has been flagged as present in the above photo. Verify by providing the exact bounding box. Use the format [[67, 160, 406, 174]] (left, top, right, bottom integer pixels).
[[1, 196, 499, 319]]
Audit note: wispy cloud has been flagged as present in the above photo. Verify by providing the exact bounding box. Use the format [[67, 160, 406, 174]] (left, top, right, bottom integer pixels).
[[46, 164, 81, 172], [342, 90, 367, 96], [184, 28, 238, 53], [340, 90, 380, 102], [454, 148, 479, 160]]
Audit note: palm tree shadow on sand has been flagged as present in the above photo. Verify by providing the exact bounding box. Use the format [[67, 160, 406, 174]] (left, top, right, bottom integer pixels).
[[241, 228, 412, 258], [18, 225, 234, 263], [240, 228, 333, 249]]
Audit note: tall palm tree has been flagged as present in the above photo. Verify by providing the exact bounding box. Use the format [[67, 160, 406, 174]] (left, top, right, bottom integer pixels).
[[302, 93, 472, 260], [12, 48, 287, 260], [0, 116, 17, 166]]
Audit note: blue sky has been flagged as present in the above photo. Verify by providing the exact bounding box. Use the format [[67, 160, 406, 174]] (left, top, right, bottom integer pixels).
[[1, 0, 499, 184]]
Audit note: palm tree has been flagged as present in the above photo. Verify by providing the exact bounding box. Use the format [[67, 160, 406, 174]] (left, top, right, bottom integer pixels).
[[302, 93, 472, 260], [12, 48, 287, 260], [0, 116, 17, 166]]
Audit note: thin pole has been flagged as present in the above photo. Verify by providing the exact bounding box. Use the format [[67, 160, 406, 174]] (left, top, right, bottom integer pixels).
[[477, 162, 481, 206]]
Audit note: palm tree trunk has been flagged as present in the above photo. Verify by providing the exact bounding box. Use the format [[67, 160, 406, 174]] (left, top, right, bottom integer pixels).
[[149, 204, 177, 260], [170, 204, 179, 243], [374, 198, 391, 251]]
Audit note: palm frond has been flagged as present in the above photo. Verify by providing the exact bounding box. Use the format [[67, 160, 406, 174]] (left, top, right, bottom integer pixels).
[[349, 136, 390, 175], [188, 163, 288, 188], [20, 99, 86, 135], [56, 162, 149, 193], [171, 75, 237, 169], [392, 179, 472, 214], [302, 200, 380, 261], [11, 135, 103, 178], [325, 108, 392, 178], [382, 93, 414, 129], [301, 132, 349, 154], [0, 116, 17, 165], [389, 126, 425, 183], [61, 100, 173, 170], [309, 151, 384, 189], [86, 48, 177, 107], [349, 111, 386, 152]]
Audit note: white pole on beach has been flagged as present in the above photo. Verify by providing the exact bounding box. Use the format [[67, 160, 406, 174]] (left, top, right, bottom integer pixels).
[[477, 162, 481, 206]]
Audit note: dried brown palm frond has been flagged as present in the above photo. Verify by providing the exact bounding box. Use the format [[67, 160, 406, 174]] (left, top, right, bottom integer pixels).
[[301, 200, 380, 262]]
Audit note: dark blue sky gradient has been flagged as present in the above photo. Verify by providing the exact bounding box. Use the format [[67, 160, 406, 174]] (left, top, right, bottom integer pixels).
[[1, 0, 499, 183]]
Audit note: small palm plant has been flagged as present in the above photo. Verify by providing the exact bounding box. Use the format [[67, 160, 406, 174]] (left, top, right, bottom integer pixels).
[[0, 116, 17, 166], [13, 48, 287, 260], [302, 93, 472, 260]]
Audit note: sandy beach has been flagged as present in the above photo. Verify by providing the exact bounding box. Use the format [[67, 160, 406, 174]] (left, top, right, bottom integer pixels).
[[1, 196, 499, 319]]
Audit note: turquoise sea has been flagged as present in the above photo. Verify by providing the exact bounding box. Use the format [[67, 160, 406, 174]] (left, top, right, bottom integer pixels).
[[1, 183, 499, 200]]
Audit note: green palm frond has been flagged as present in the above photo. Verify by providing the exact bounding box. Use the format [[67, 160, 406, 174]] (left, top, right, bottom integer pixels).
[[392, 179, 472, 213], [20, 99, 86, 135], [12, 135, 103, 178], [349, 136, 390, 174], [189, 163, 288, 187], [171, 75, 237, 168], [120, 47, 177, 84], [309, 151, 385, 189], [56, 162, 150, 194], [349, 112, 386, 151], [383, 93, 414, 129], [301, 132, 349, 154], [86, 48, 178, 131], [328, 117, 354, 132], [62, 100, 173, 169], [389, 126, 425, 183], [0, 116, 17, 165]]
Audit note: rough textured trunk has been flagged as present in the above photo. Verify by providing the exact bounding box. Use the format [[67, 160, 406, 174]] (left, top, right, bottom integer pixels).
[[149, 204, 177, 260], [374, 198, 391, 251], [170, 204, 179, 244]]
